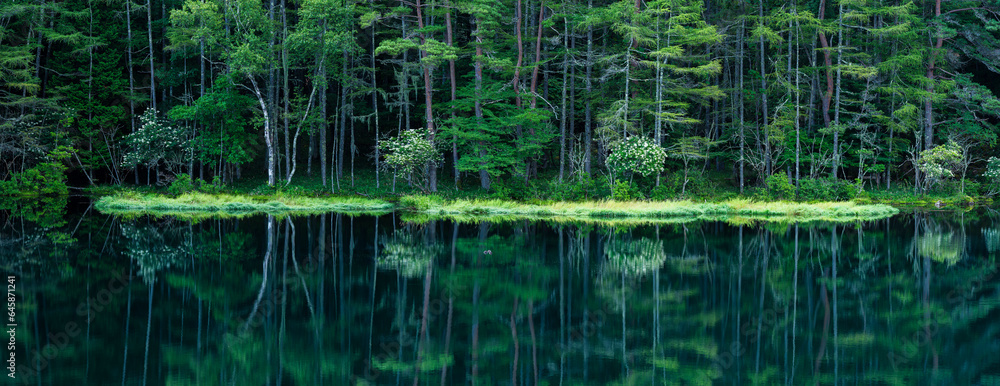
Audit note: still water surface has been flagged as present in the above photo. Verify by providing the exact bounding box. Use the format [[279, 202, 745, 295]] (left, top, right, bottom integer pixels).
[[1, 200, 999, 385]]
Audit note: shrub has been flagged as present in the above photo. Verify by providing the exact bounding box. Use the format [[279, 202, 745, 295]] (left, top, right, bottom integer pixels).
[[984, 157, 1000, 196], [249, 183, 277, 196], [833, 179, 859, 200], [962, 181, 980, 197], [650, 183, 675, 201], [917, 141, 963, 190], [168, 173, 195, 196], [380, 128, 441, 191], [121, 108, 189, 175], [399, 194, 444, 210], [611, 181, 642, 201], [0, 147, 69, 196], [199, 175, 225, 194], [548, 176, 610, 201], [606, 136, 667, 179], [489, 178, 525, 200], [765, 173, 796, 200]]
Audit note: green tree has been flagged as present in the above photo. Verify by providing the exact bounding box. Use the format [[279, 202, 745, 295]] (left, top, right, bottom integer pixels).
[[122, 108, 190, 183], [917, 140, 963, 192], [380, 128, 441, 191], [607, 136, 667, 183]]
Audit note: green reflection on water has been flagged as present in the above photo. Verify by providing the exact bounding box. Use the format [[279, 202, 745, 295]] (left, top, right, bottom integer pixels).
[[0, 204, 998, 385]]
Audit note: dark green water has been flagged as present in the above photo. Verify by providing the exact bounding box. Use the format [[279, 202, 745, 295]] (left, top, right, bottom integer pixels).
[[1, 199, 999, 385]]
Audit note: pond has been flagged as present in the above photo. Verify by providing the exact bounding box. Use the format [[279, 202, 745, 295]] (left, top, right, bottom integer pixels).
[[1, 198, 998, 385]]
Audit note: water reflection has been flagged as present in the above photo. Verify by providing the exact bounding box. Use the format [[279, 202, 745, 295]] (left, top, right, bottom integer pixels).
[[0, 205, 998, 385]]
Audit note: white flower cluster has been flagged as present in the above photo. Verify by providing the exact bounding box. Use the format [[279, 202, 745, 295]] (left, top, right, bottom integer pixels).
[[917, 141, 963, 186], [606, 136, 667, 177], [121, 108, 189, 168], [985, 157, 1000, 196], [380, 128, 441, 179], [985, 157, 1000, 180]]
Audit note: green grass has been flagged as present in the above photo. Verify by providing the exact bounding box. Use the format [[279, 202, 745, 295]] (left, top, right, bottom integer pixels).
[[399, 196, 899, 223], [94, 191, 394, 218], [94, 189, 899, 223]]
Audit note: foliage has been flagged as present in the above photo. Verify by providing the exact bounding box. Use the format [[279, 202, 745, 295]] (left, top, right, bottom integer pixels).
[[4, 0, 1000, 206], [607, 136, 667, 179], [985, 157, 1000, 196], [168, 173, 196, 196], [611, 180, 643, 201], [199, 176, 225, 194], [168, 78, 257, 170], [122, 108, 190, 175], [917, 141, 964, 191], [547, 176, 611, 201], [488, 177, 530, 201], [765, 173, 796, 200], [0, 146, 71, 196], [380, 128, 441, 191], [399, 194, 446, 211]]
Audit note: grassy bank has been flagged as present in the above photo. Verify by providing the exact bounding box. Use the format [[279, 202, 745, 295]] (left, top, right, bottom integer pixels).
[[93, 188, 899, 223], [399, 196, 899, 222], [84, 168, 994, 210], [94, 191, 394, 218]]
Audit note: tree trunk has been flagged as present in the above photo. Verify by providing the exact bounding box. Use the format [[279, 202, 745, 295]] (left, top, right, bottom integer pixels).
[[759, 0, 771, 177], [473, 14, 490, 190], [146, 0, 156, 111], [513, 0, 525, 181], [527, 0, 545, 179], [339, 49, 349, 188], [924, 0, 944, 150], [817, 0, 837, 176], [414, 0, 437, 191], [319, 22, 328, 187], [833, 1, 845, 179], [250, 76, 276, 186], [446, 4, 458, 188], [126, 0, 138, 184], [282, 0, 291, 179], [559, 17, 569, 183], [585, 0, 594, 176], [372, 9, 381, 188], [738, 19, 746, 192], [793, 7, 801, 189]]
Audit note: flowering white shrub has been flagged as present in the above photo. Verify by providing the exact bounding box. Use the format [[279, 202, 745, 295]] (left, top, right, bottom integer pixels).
[[380, 128, 441, 189], [917, 141, 962, 189], [606, 136, 666, 178], [985, 157, 1000, 196], [122, 108, 189, 174]]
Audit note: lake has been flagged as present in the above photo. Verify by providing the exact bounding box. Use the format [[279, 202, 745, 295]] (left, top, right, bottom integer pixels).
[[1, 199, 998, 385]]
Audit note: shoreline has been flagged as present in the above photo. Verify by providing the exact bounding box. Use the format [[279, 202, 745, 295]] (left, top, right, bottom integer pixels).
[[91, 191, 902, 222]]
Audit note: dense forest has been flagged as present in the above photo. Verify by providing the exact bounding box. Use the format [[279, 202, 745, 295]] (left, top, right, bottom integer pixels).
[[2, 0, 1000, 200]]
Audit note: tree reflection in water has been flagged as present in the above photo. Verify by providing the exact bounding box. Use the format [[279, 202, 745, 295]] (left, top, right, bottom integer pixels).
[[1, 206, 999, 385]]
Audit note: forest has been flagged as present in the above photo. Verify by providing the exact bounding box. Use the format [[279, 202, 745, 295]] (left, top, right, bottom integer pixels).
[[3, 0, 1000, 203]]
